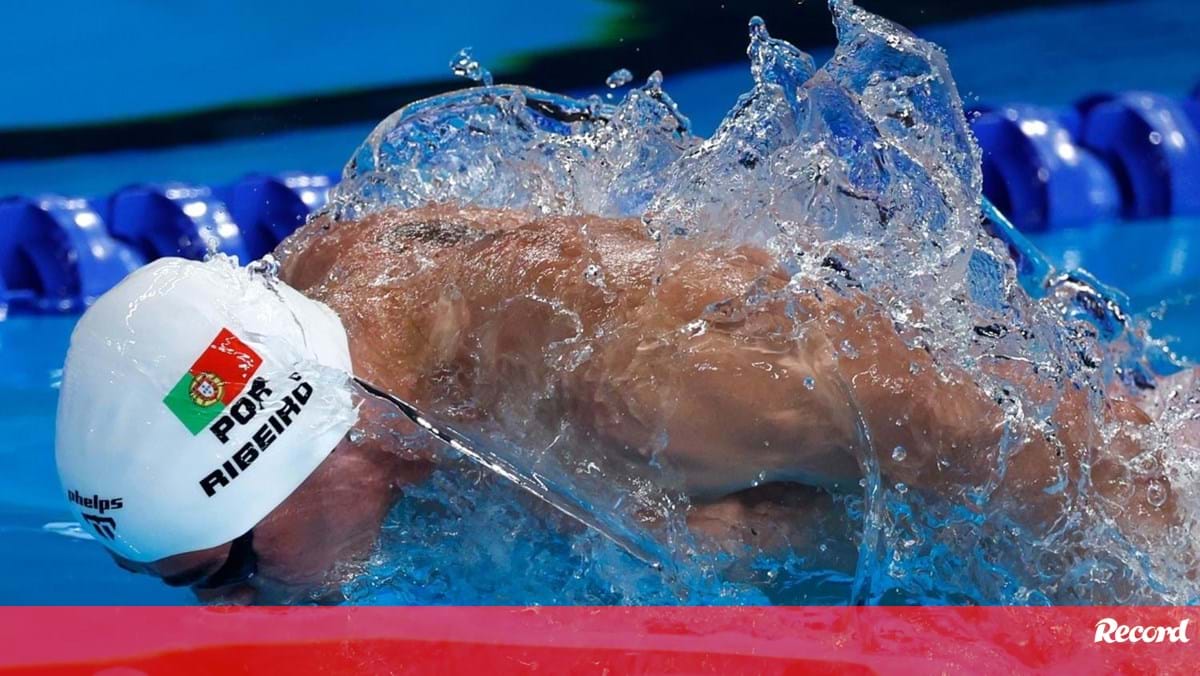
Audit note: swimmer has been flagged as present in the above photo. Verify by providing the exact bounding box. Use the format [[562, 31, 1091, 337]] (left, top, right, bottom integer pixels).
[[55, 205, 1194, 604]]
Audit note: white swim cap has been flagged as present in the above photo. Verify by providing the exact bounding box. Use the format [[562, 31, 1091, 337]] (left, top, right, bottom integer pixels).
[[55, 256, 358, 563]]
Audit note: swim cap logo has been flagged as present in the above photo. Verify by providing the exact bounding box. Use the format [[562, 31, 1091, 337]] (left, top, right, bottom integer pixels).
[[81, 513, 117, 540], [163, 328, 263, 435], [189, 372, 225, 407]]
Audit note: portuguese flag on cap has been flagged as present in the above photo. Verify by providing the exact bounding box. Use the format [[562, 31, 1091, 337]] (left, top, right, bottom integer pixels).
[[163, 328, 263, 435]]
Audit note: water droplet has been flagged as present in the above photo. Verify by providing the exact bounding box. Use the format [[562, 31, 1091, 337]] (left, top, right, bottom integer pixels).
[[248, 253, 281, 281], [748, 16, 768, 41], [1147, 479, 1168, 508], [1149, 131, 1163, 145], [449, 47, 493, 87], [895, 482, 908, 494], [891, 445, 908, 462], [803, 376, 816, 390], [606, 68, 633, 89], [583, 264, 605, 287], [645, 70, 664, 92], [839, 340, 859, 359], [348, 429, 365, 444]]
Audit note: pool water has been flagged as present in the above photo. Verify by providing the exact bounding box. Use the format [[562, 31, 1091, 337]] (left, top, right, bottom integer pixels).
[[1028, 220, 1200, 360]]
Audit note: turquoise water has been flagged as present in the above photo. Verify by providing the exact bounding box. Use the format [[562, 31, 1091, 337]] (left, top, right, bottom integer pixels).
[[1029, 220, 1200, 359], [0, 2, 614, 130]]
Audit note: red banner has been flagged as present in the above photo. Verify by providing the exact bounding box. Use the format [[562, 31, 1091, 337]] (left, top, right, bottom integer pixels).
[[1, 607, 1196, 674]]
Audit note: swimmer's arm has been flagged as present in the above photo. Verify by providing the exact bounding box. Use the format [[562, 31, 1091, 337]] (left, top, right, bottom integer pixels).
[[620, 249, 1178, 540], [572, 244, 866, 498], [805, 289, 1180, 542]]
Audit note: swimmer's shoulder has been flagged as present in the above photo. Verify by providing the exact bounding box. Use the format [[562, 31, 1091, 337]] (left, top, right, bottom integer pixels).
[[277, 206, 490, 289], [277, 205, 656, 293]]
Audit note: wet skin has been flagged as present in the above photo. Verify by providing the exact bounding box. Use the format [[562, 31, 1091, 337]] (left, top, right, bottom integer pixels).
[[115, 206, 1189, 602]]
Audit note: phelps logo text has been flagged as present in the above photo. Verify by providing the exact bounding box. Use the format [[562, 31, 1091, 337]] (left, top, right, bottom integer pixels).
[[67, 489, 123, 514], [163, 328, 263, 434], [68, 490, 124, 540]]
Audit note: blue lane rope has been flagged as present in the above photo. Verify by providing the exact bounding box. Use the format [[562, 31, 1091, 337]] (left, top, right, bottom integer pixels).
[[0, 173, 334, 315]]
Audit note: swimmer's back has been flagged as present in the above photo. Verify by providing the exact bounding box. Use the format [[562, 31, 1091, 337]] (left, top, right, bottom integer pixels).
[[277, 206, 663, 405]]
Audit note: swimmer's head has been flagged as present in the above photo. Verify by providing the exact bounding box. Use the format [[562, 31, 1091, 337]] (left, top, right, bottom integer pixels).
[[54, 257, 358, 574]]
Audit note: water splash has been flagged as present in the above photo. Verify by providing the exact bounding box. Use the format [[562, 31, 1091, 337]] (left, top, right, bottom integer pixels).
[[449, 47, 493, 87], [606, 68, 634, 89], [294, 0, 1197, 604], [42, 522, 95, 541]]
